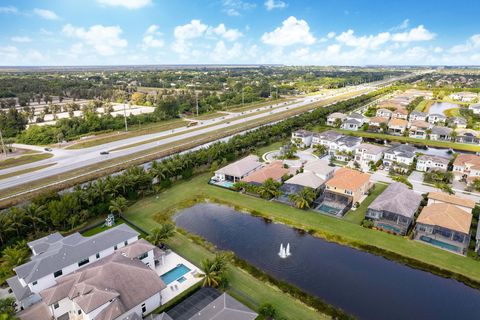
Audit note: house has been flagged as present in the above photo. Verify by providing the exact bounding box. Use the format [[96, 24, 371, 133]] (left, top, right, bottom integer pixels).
[[416, 154, 450, 172], [469, 102, 480, 115], [408, 120, 431, 139], [341, 118, 363, 131], [324, 168, 372, 204], [366, 182, 422, 235], [449, 91, 478, 102], [454, 128, 480, 144], [326, 112, 347, 126], [242, 161, 290, 185], [291, 130, 313, 147], [213, 155, 263, 184], [330, 135, 362, 162], [347, 112, 367, 124], [388, 118, 408, 134], [448, 117, 467, 129], [452, 154, 480, 182], [376, 108, 393, 118], [415, 202, 473, 255], [427, 113, 447, 125], [283, 172, 325, 191], [153, 288, 258, 320], [409, 110, 427, 122], [311, 130, 343, 147], [430, 126, 452, 141], [368, 117, 389, 128], [391, 108, 409, 120], [383, 144, 416, 168], [19, 252, 166, 320], [427, 192, 476, 213], [8, 224, 140, 309], [303, 159, 335, 181], [354, 143, 387, 169]]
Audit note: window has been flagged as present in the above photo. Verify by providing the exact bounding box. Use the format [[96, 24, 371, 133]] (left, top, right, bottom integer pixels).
[[141, 303, 146, 313], [345, 190, 352, 195], [78, 258, 90, 267], [32, 281, 37, 286], [53, 303, 59, 309], [78, 310, 82, 315], [138, 252, 148, 260], [96, 253, 100, 259], [114, 245, 118, 251], [124, 240, 128, 246], [54, 270, 63, 278]]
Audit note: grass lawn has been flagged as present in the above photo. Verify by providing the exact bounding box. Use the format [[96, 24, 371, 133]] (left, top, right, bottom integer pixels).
[[416, 99, 433, 112], [187, 112, 227, 120], [333, 129, 480, 152], [227, 98, 291, 112], [343, 183, 388, 224], [0, 163, 56, 180], [124, 173, 480, 285], [444, 107, 461, 117], [0, 153, 53, 170], [253, 140, 285, 159]]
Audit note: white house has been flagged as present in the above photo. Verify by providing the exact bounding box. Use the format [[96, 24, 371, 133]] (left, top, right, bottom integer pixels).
[[341, 118, 363, 131], [213, 155, 263, 183], [326, 112, 347, 126], [354, 143, 387, 170], [376, 108, 393, 118], [291, 130, 313, 147], [448, 117, 467, 129], [311, 130, 343, 148], [303, 159, 335, 181], [427, 113, 447, 125], [416, 154, 450, 172], [383, 144, 417, 167], [449, 92, 478, 102], [430, 126, 452, 141], [409, 111, 427, 122], [8, 224, 140, 309], [330, 136, 362, 161]]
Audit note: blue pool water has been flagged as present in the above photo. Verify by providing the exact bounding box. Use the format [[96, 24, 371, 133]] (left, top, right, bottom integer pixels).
[[316, 204, 340, 215], [377, 223, 401, 234], [419, 236, 460, 252], [160, 264, 191, 285]]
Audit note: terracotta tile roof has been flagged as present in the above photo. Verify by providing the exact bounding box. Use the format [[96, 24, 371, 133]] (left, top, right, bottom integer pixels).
[[453, 154, 480, 168], [417, 203, 472, 234], [428, 192, 476, 209], [388, 118, 408, 127], [326, 167, 370, 191], [242, 161, 289, 184], [18, 301, 52, 320]]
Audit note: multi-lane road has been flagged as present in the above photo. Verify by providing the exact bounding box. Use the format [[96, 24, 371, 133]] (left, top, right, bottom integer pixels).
[[0, 73, 421, 197]]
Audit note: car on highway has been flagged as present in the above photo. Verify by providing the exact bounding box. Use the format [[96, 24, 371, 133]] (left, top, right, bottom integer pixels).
[[100, 151, 110, 155], [44, 148, 52, 152]]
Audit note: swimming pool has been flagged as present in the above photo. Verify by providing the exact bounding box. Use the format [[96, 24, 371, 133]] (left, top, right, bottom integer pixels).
[[316, 203, 341, 215], [419, 236, 460, 253], [377, 223, 401, 234], [160, 264, 191, 285]]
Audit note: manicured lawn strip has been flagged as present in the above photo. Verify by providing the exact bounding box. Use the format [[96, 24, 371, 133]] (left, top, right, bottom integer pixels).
[[333, 129, 480, 152], [66, 118, 187, 149], [0, 153, 53, 170], [227, 98, 291, 112], [0, 163, 56, 180], [343, 183, 388, 224], [444, 107, 461, 117], [416, 99, 433, 112], [253, 141, 285, 159], [124, 173, 480, 287], [187, 112, 227, 120]]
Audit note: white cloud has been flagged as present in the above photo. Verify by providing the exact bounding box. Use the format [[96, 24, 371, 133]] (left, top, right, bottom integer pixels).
[[96, 0, 151, 9], [264, 0, 287, 11], [174, 20, 208, 41], [212, 41, 243, 61], [222, 0, 256, 16], [0, 6, 17, 14], [33, 8, 60, 20], [390, 19, 409, 31], [11, 36, 32, 43], [63, 24, 128, 56], [327, 32, 336, 39], [336, 29, 390, 49], [142, 25, 164, 50], [208, 24, 243, 41], [449, 34, 480, 54], [261, 16, 315, 46], [391, 25, 436, 42]]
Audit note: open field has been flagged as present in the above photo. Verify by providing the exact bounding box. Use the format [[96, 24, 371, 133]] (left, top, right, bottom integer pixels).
[[343, 182, 388, 224], [65, 119, 187, 149], [124, 173, 480, 285], [0, 163, 56, 180], [331, 129, 480, 152], [0, 153, 52, 170]]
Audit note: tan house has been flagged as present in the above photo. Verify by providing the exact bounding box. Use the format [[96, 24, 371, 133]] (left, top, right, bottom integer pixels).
[[324, 168, 371, 204], [242, 161, 290, 185], [427, 192, 476, 213], [452, 154, 480, 182], [368, 116, 389, 128], [388, 118, 408, 134]]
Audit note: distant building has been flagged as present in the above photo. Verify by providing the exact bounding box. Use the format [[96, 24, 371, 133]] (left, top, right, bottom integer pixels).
[[454, 128, 480, 144], [326, 112, 347, 126], [469, 103, 480, 115], [341, 118, 363, 131], [391, 108, 408, 120], [408, 120, 432, 139], [449, 91, 478, 102], [388, 118, 408, 134], [376, 108, 393, 118], [427, 113, 447, 125], [448, 117, 467, 129], [409, 110, 427, 122], [368, 116, 389, 128], [366, 182, 422, 235]]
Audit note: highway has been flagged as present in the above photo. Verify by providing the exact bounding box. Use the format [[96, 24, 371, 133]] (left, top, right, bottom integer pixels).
[[0, 73, 420, 195]]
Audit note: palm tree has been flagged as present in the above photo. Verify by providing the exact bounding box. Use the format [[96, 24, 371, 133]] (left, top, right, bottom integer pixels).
[[258, 178, 281, 199], [7, 208, 26, 237], [313, 144, 328, 156], [147, 223, 176, 246], [23, 204, 46, 234], [2, 242, 30, 268], [200, 254, 228, 288], [288, 187, 316, 209], [109, 196, 128, 216]]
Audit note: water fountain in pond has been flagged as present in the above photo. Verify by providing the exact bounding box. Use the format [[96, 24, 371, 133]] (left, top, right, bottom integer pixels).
[[279, 243, 291, 258]]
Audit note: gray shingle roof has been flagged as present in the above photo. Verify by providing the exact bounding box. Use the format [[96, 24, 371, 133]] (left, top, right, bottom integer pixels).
[[431, 126, 452, 135], [15, 224, 139, 284], [410, 110, 427, 117], [215, 155, 262, 178], [7, 276, 32, 301], [316, 130, 343, 142], [189, 293, 258, 320], [385, 144, 416, 158], [337, 135, 362, 147], [368, 182, 422, 218]]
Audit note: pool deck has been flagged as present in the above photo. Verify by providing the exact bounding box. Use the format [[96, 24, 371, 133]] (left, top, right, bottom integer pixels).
[[156, 251, 203, 304]]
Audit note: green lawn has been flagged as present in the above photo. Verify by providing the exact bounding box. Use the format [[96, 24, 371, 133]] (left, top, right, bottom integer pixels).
[[125, 173, 480, 285], [0, 163, 56, 180], [343, 183, 388, 224], [333, 129, 480, 152], [0, 153, 53, 170], [253, 141, 285, 160], [415, 99, 433, 112], [444, 107, 461, 117]]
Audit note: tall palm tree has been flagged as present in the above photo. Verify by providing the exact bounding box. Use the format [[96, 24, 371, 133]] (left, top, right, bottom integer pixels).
[[2, 242, 30, 268], [23, 204, 46, 234], [109, 197, 128, 216], [7, 208, 26, 237], [200, 254, 228, 288], [147, 223, 176, 246], [289, 187, 316, 209]]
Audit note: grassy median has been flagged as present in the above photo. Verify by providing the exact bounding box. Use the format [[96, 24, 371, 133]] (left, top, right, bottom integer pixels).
[[0, 153, 53, 170]]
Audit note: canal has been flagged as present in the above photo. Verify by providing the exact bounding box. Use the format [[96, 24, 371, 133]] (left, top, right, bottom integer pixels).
[[175, 203, 480, 320]]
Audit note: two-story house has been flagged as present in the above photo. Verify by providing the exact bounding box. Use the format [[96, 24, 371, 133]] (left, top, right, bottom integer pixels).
[[408, 110, 427, 122], [427, 113, 447, 125], [354, 143, 387, 170], [452, 153, 480, 182], [383, 144, 416, 169], [416, 154, 450, 172], [291, 130, 313, 148], [326, 112, 347, 126]]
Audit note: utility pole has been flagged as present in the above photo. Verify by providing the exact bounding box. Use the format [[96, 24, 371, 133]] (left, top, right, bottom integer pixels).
[[0, 129, 6, 158], [194, 83, 199, 117], [242, 86, 244, 106], [123, 101, 128, 132]]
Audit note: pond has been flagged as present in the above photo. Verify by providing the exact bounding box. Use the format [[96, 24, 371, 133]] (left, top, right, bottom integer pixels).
[[428, 102, 459, 115], [174, 203, 480, 320]]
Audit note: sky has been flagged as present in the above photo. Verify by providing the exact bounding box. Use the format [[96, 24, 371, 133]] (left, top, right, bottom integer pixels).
[[0, 0, 479, 66]]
